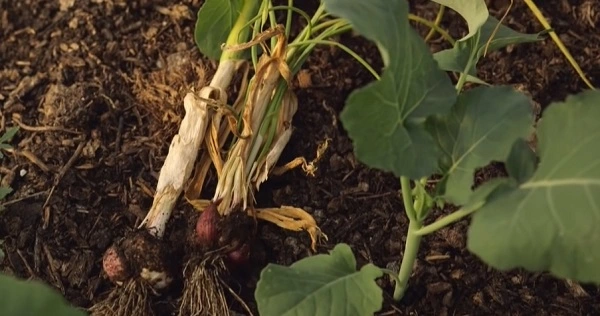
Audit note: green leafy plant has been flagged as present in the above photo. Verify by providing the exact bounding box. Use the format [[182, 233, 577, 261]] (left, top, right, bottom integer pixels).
[[256, 244, 383, 315], [0, 126, 18, 263], [0, 126, 18, 206], [0, 126, 19, 158], [0, 274, 86, 316], [255, 0, 600, 314]]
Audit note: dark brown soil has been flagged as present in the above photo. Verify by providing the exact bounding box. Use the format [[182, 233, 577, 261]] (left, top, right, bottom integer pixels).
[[1, 0, 599, 315]]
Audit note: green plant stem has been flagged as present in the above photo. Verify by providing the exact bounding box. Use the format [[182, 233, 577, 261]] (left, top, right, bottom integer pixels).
[[455, 62, 470, 91], [424, 5, 446, 42], [408, 14, 455, 45], [455, 51, 475, 91], [288, 23, 352, 74], [455, 31, 482, 92], [288, 39, 380, 80], [286, 3, 327, 59], [285, 0, 294, 38], [268, 1, 277, 49], [413, 200, 485, 236], [400, 177, 416, 222], [221, 0, 259, 62], [523, 0, 595, 90], [412, 177, 431, 221], [393, 219, 422, 301], [393, 177, 423, 301]]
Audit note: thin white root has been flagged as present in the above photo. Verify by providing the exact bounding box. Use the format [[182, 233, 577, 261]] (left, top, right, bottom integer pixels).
[[89, 279, 155, 316], [178, 258, 230, 316], [140, 60, 242, 238], [272, 137, 331, 177]]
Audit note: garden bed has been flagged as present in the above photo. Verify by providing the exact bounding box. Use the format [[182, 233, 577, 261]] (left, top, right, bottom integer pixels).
[[1, 0, 599, 314]]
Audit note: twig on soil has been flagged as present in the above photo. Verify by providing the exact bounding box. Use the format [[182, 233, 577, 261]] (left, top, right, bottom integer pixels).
[[15, 249, 35, 278], [354, 192, 395, 201], [34, 234, 42, 272], [0, 191, 47, 208], [12, 116, 81, 134], [425, 254, 451, 262], [564, 279, 589, 298], [115, 116, 124, 153], [379, 304, 403, 316], [523, 0, 596, 90], [4, 148, 51, 172], [136, 179, 156, 198], [42, 206, 51, 230], [42, 243, 65, 293], [3, 73, 47, 111], [222, 281, 255, 316], [56, 141, 86, 184], [321, 101, 338, 129], [42, 140, 85, 209]]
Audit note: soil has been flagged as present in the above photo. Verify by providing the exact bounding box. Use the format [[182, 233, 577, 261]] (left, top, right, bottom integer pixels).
[[1, 0, 599, 315]]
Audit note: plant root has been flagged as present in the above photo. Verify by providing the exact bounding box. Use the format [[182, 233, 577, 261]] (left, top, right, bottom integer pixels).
[[178, 256, 230, 316], [89, 279, 155, 316], [272, 137, 330, 177], [254, 206, 326, 251]]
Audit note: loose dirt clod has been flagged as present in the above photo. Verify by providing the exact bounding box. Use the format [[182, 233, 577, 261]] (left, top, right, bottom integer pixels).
[[110, 230, 174, 289], [102, 245, 130, 284]]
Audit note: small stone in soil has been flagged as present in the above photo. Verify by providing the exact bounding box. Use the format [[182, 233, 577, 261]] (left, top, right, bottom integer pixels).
[[427, 281, 452, 295], [326, 198, 342, 213], [442, 290, 454, 306], [284, 236, 305, 257], [312, 209, 325, 221], [328, 153, 345, 171]]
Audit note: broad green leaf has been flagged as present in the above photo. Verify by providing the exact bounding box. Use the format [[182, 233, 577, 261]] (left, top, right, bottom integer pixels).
[[466, 177, 513, 210], [465, 75, 490, 85], [0, 274, 86, 316], [431, 0, 488, 41], [325, 0, 456, 179], [506, 138, 538, 184], [255, 243, 383, 316], [194, 0, 243, 60], [468, 90, 600, 283], [434, 17, 543, 79], [429, 86, 533, 205]]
